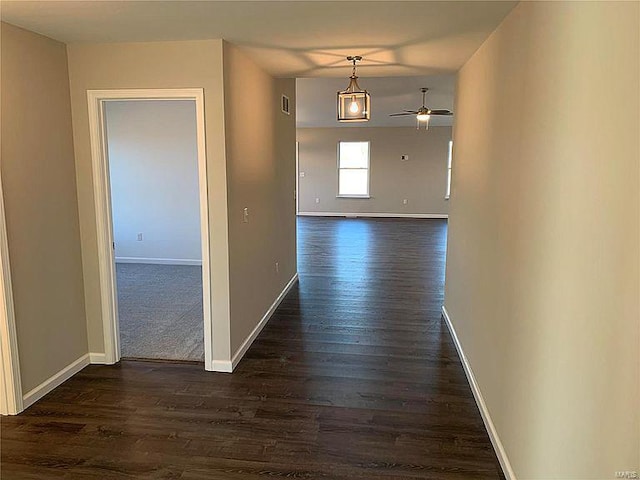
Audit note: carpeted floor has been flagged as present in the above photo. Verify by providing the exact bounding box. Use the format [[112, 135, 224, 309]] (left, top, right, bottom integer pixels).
[[116, 263, 204, 361]]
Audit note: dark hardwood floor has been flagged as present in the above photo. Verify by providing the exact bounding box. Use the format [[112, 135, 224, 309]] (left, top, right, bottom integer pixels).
[[1, 217, 504, 479]]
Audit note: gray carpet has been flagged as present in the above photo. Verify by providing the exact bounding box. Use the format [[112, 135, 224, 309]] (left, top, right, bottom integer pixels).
[[116, 263, 204, 361]]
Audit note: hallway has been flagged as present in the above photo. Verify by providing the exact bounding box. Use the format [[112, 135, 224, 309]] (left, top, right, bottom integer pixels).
[[0, 217, 503, 479]]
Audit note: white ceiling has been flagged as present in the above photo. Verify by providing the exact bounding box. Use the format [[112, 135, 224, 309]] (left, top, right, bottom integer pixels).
[[1, 1, 517, 78], [297, 75, 455, 128]]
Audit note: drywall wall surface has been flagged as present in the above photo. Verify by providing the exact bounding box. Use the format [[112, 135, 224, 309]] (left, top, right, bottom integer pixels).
[[1, 22, 88, 392], [222, 41, 297, 355], [443, 2, 639, 478], [297, 126, 451, 216], [67, 39, 231, 361], [105, 100, 202, 264]]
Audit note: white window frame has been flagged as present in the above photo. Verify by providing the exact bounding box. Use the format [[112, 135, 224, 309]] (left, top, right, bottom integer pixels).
[[337, 141, 370, 198], [445, 140, 453, 199]]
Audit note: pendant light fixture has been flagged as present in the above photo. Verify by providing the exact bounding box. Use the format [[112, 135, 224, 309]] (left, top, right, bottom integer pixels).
[[337, 56, 371, 122]]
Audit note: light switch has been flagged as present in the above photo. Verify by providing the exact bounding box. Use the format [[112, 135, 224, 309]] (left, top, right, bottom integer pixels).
[[243, 207, 249, 223]]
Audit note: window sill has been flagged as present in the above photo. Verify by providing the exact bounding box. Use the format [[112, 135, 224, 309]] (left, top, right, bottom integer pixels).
[[336, 195, 371, 199]]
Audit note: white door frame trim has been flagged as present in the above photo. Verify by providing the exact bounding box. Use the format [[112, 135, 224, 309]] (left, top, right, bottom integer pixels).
[[0, 173, 24, 415], [87, 88, 213, 370]]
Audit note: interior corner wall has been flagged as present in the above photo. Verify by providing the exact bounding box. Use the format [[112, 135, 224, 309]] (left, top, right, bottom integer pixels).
[[222, 41, 297, 355], [66, 39, 232, 362], [105, 100, 202, 265], [0, 22, 88, 393], [297, 126, 451, 216], [443, 2, 639, 478]]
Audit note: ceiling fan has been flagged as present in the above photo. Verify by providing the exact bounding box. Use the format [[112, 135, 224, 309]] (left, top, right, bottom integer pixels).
[[389, 88, 453, 129]]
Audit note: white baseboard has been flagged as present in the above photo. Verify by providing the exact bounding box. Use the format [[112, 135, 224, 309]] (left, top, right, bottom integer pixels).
[[22, 353, 90, 409], [89, 352, 107, 364], [441, 306, 516, 480], [297, 212, 448, 219], [228, 272, 299, 371], [210, 360, 233, 373], [115, 257, 202, 266]]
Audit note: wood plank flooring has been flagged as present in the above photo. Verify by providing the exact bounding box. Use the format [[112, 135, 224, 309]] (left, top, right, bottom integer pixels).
[[1, 217, 505, 479]]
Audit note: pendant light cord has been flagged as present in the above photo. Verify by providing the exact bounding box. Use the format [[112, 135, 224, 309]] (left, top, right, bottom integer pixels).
[[342, 56, 365, 94], [347, 55, 362, 80]]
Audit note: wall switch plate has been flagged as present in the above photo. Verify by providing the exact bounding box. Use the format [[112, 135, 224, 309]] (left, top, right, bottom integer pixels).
[[137, 233, 143, 241], [243, 207, 249, 223], [315, 198, 320, 204], [275, 262, 279, 274], [299, 171, 305, 177], [401, 155, 409, 161], [403, 199, 408, 205]]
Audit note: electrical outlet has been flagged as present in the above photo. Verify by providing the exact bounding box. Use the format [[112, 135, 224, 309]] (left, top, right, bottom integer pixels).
[[315, 198, 320, 204], [403, 199, 408, 205], [243, 207, 249, 223], [137, 233, 143, 241]]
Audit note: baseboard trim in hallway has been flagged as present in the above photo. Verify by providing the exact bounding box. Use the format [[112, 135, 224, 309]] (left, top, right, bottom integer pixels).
[[297, 212, 448, 219], [442, 305, 516, 480], [22, 353, 90, 409], [227, 272, 299, 372], [89, 352, 107, 364]]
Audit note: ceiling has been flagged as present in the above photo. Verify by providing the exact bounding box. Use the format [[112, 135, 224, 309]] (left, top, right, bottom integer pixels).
[[297, 75, 455, 128], [1, 1, 517, 78]]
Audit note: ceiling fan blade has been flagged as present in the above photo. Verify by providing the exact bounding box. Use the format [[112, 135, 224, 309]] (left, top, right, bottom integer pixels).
[[429, 109, 453, 115], [389, 112, 415, 117]]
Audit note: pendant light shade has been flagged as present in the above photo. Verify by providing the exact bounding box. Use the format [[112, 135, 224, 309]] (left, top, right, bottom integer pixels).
[[337, 56, 370, 122]]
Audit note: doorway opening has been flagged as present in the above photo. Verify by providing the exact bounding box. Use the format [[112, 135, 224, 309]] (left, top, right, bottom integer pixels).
[[105, 99, 203, 361], [87, 89, 213, 369]]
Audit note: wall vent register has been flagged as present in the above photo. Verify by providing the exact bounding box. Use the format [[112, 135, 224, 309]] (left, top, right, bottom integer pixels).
[[281, 95, 290, 115]]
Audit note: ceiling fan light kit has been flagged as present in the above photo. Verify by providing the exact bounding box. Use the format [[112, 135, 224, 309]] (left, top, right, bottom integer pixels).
[[389, 87, 453, 130], [416, 111, 431, 129], [337, 56, 371, 122]]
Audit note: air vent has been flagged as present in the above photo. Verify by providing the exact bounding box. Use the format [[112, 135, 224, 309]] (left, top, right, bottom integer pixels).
[[281, 95, 290, 115]]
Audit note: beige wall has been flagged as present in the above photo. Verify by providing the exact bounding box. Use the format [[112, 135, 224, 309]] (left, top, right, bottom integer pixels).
[[66, 40, 232, 361], [1, 23, 88, 393], [297, 127, 451, 215], [66, 39, 297, 363], [222, 42, 297, 354], [444, 2, 639, 478]]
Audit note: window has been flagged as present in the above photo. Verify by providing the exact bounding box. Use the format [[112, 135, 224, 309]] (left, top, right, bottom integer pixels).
[[338, 141, 370, 197], [445, 140, 453, 199]]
